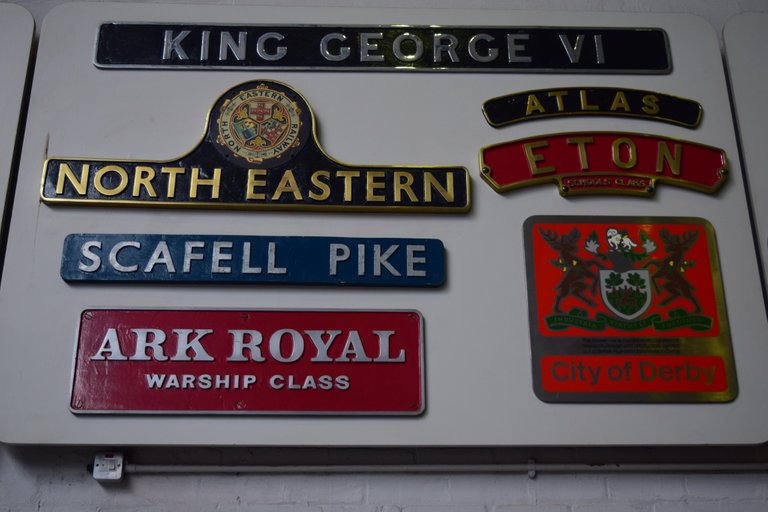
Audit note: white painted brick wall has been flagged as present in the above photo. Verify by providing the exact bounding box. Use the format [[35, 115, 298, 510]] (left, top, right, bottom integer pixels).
[[608, 474, 688, 501], [529, 474, 608, 503], [3, 0, 768, 511], [3, 445, 768, 511]]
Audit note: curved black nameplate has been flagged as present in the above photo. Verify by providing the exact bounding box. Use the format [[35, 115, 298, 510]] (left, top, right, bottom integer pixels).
[[483, 87, 702, 128], [42, 80, 470, 213]]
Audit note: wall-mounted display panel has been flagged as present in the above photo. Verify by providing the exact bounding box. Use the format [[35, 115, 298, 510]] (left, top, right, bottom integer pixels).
[[0, 4, 34, 231], [1, 2, 766, 446], [724, 13, 768, 306]]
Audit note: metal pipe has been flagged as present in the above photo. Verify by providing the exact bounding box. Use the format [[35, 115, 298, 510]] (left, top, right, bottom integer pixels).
[[124, 462, 768, 476]]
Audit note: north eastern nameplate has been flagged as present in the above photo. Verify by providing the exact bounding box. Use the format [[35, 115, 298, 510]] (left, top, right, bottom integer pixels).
[[70, 309, 424, 414], [95, 24, 671, 73], [61, 234, 445, 286], [524, 216, 736, 403], [42, 80, 470, 212]]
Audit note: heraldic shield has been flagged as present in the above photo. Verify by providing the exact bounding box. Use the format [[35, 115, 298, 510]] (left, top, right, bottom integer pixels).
[[599, 269, 653, 320], [595, 225, 654, 320]]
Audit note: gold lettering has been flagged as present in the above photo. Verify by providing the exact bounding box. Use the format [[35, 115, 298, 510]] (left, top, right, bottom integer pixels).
[[656, 141, 682, 175], [424, 172, 454, 203], [161, 167, 186, 198], [394, 171, 417, 202], [610, 91, 630, 112], [579, 90, 599, 111], [133, 166, 157, 198], [55, 162, 89, 195], [190, 167, 221, 199], [566, 137, 594, 170], [366, 171, 386, 202], [336, 170, 361, 202], [272, 169, 303, 201], [246, 169, 267, 200], [641, 95, 660, 115], [94, 165, 129, 196], [523, 141, 555, 175], [525, 94, 546, 115], [612, 137, 637, 169], [547, 90, 568, 112], [309, 170, 331, 201]]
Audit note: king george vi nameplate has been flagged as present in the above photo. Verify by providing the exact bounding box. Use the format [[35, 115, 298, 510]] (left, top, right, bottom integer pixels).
[[95, 24, 671, 73]]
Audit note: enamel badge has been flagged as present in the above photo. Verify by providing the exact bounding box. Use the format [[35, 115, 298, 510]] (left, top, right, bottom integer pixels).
[[481, 132, 727, 196], [42, 81, 470, 212], [524, 216, 736, 403]]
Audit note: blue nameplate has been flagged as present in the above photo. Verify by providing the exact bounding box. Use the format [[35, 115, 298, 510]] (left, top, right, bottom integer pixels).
[[61, 234, 445, 286]]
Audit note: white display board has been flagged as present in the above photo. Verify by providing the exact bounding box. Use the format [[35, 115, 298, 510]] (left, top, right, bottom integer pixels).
[[1, 2, 766, 446], [0, 4, 34, 230], [724, 14, 768, 307]]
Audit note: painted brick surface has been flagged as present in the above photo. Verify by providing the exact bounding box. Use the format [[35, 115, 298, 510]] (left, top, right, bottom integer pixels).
[[494, 505, 571, 512], [572, 502, 652, 512], [3, 446, 768, 511], [366, 475, 451, 505], [607, 473, 688, 501], [529, 474, 608, 503], [320, 506, 397, 512], [283, 475, 366, 505], [684, 473, 767, 500], [444, 474, 531, 504], [399, 506, 487, 512], [654, 501, 768, 512]]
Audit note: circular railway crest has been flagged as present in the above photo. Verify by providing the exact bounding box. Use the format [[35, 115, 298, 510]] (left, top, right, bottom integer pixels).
[[216, 83, 304, 165]]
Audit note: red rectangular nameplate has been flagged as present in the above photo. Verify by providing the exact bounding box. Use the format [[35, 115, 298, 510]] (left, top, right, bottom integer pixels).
[[70, 309, 424, 414]]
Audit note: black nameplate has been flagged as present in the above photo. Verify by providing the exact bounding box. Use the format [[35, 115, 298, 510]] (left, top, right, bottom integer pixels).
[[42, 80, 470, 213], [95, 24, 671, 73], [483, 87, 702, 127]]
